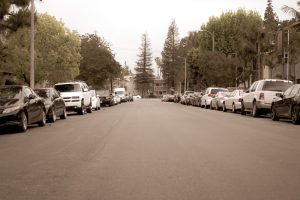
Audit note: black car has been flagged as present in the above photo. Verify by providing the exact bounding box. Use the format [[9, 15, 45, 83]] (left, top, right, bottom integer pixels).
[[34, 88, 67, 122], [271, 84, 300, 124], [0, 85, 46, 132], [97, 90, 114, 107]]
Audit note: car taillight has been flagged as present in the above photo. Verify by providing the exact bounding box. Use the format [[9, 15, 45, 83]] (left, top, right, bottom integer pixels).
[[208, 94, 215, 97], [259, 93, 264, 100]]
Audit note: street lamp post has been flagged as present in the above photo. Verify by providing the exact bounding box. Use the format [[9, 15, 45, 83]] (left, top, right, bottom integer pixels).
[[30, 0, 35, 88], [200, 30, 215, 52], [184, 58, 187, 91]]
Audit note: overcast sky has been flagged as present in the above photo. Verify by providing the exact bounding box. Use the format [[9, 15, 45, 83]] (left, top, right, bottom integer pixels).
[[36, 0, 297, 74]]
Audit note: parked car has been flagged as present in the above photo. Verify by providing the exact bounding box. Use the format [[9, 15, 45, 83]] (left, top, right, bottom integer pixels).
[[180, 91, 194, 105], [34, 88, 67, 122], [201, 87, 229, 109], [192, 92, 204, 107], [0, 85, 46, 132], [186, 93, 195, 105], [174, 94, 181, 103], [113, 94, 121, 105], [271, 84, 300, 124], [240, 79, 293, 117], [54, 81, 92, 115], [90, 90, 101, 111], [97, 90, 114, 107], [223, 89, 245, 113], [210, 91, 231, 110]]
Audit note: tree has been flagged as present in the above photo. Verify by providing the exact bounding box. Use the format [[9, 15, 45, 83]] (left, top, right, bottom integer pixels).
[[161, 20, 181, 90], [4, 13, 81, 85], [78, 33, 121, 89], [0, 0, 32, 70], [282, 1, 300, 20], [134, 33, 154, 97]]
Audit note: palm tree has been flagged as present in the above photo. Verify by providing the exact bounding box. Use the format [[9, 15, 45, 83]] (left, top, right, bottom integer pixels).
[[282, 1, 300, 20]]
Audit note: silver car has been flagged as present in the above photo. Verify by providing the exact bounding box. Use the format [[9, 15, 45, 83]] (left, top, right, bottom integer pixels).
[[223, 89, 244, 113]]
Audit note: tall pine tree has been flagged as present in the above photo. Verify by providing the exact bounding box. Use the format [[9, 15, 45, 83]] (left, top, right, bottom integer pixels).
[[134, 33, 154, 97], [161, 20, 181, 90]]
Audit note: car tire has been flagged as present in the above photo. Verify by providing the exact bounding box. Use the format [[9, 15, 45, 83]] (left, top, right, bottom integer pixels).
[[205, 101, 208, 109], [222, 103, 227, 112], [210, 102, 213, 110], [19, 112, 28, 132], [49, 107, 56, 123], [232, 103, 236, 113], [252, 101, 259, 117], [240, 101, 246, 115], [291, 106, 300, 125], [39, 110, 46, 127], [78, 101, 85, 115], [60, 108, 67, 119], [271, 106, 279, 121]]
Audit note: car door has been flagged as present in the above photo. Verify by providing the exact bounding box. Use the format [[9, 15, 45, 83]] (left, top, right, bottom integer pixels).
[[24, 87, 38, 123], [244, 82, 258, 109], [277, 86, 293, 117], [51, 89, 61, 115]]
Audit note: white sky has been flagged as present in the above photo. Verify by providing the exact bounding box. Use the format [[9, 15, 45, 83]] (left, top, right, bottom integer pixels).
[[36, 0, 297, 74]]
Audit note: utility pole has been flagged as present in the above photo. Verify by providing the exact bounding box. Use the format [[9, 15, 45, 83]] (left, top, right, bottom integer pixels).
[[287, 29, 290, 80], [184, 58, 187, 91], [30, 0, 35, 88]]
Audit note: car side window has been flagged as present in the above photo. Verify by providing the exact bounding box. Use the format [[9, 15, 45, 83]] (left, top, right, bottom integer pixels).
[[284, 86, 293, 96], [24, 87, 33, 98], [250, 82, 258, 92]]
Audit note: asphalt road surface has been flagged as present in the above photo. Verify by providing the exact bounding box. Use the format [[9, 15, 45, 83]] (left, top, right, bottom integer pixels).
[[0, 99, 300, 200]]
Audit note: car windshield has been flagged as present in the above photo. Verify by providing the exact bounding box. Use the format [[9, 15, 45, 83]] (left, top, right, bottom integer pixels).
[[34, 89, 50, 99], [55, 84, 81, 92], [262, 81, 293, 92], [0, 87, 22, 99]]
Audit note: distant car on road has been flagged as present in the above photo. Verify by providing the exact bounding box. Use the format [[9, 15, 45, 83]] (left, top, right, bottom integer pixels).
[[0, 85, 46, 132], [34, 88, 67, 122], [97, 90, 114, 107], [271, 84, 300, 124], [241, 79, 293, 117]]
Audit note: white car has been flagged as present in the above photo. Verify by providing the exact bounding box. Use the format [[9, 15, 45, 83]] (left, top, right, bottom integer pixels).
[[241, 79, 293, 117], [90, 90, 101, 110], [113, 94, 121, 105], [133, 95, 142, 100], [223, 89, 244, 113], [201, 87, 229, 109], [54, 81, 92, 115]]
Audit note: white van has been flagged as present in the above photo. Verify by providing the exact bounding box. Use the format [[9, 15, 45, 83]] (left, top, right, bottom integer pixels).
[[113, 88, 126, 102]]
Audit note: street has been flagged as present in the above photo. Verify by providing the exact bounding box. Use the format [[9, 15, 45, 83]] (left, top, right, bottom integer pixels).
[[0, 99, 300, 200]]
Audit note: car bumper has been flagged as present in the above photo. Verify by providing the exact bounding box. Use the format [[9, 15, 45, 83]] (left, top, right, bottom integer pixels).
[[0, 113, 21, 127], [256, 101, 272, 110]]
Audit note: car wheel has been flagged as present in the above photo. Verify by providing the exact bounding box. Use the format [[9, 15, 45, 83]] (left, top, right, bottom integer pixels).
[[78, 101, 85, 115], [291, 106, 300, 124], [19, 112, 28, 132], [232, 103, 236, 113], [210, 102, 213, 110], [240, 101, 246, 115], [205, 101, 208, 109], [87, 102, 92, 113], [252, 101, 259, 117], [222, 103, 227, 112], [271, 106, 279, 121], [60, 107, 67, 119], [49, 107, 56, 123], [39, 110, 46, 127]]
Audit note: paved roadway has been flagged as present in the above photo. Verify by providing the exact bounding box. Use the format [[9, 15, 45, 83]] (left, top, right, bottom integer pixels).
[[0, 99, 300, 200]]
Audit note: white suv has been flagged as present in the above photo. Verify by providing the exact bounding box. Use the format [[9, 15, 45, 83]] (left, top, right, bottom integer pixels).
[[54, 81, 92, 115], [240, 79, 293, 117]]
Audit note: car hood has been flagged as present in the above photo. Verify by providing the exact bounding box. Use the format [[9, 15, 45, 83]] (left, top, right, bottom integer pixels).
[[0, 98, 21, 108]]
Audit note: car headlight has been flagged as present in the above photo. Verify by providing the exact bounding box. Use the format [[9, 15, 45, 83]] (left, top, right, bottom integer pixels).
[[3, 106, 21, 114]]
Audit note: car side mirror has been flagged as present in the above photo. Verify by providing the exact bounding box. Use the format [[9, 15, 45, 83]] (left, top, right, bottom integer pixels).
[[29, 94, 36, 100], [276, 93, 284, 98]]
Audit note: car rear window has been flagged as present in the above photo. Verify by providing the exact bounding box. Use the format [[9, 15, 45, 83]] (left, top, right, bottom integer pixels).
[[0, 87, 22, 99], [55, 84, 81, 92], [262, 81, 293, 92], [211, 89, 228, 94]]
